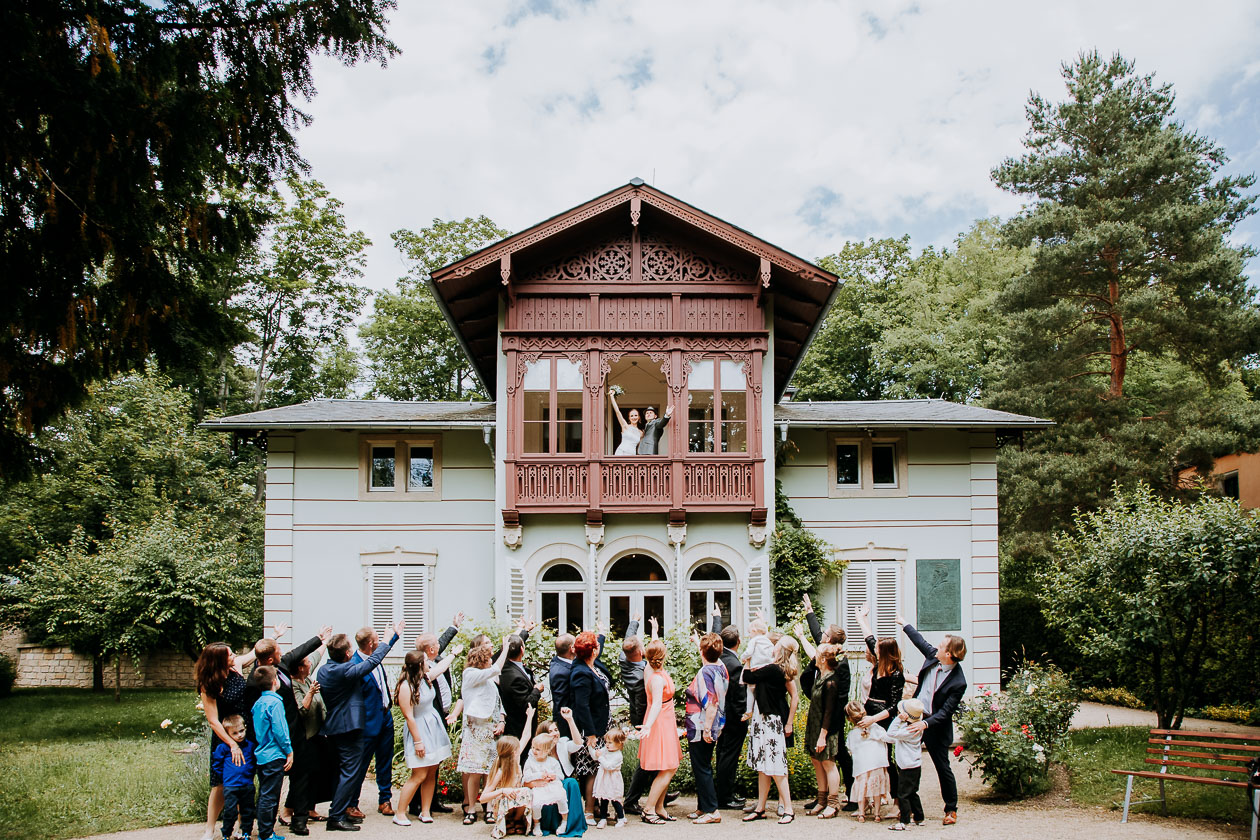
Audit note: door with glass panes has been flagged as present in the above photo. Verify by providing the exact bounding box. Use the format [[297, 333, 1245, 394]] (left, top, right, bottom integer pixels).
[[602, 553, 671, 638]]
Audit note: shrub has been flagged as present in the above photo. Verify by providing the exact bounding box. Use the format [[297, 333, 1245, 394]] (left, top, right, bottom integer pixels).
[[957, 666, 1078, 799], [1080, 686, 1144, 709], [0, 653, 15, 697], [1004, 662, 1079, 764], [1186, 703, 1260, 725]]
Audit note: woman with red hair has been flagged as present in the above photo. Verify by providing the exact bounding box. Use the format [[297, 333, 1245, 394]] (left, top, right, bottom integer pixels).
[[569, 630, 612, 815], [635, 639, 681, 823]]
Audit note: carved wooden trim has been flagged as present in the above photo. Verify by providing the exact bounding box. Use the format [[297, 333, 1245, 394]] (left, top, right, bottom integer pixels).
[[506, 352, 542, 396], [630, 196, 641, 227], [523, 234, 747, 285], [503, 335, 768, 354]]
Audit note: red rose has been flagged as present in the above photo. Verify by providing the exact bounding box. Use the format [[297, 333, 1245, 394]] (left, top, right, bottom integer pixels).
[[952, 745, 964, 758], [989, 722, 1002, 733]]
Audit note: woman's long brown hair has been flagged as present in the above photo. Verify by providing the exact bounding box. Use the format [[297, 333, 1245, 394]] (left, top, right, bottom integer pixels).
[[395, 649, 428, 706], [195, 643, 232, 696], [876, 637, 903, 678]]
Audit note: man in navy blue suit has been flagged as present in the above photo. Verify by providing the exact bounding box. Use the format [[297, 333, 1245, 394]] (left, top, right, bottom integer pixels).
[[897, 612, 967, 826], [348, 626, 399, 819], [318, 620, 402, 832]]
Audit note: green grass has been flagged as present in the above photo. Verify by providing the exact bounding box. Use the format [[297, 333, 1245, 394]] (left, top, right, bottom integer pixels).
[[1066, 727, 1256, 827], [0, 688, 206, 840]]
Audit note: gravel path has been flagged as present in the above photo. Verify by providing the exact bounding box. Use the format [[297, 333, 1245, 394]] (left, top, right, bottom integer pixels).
[[85, 705, 1258, 840]]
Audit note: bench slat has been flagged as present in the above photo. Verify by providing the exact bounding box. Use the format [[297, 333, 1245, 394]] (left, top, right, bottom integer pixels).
[[1148, 738, 1260, 752], [1150, 728, 1260, 742], [1143, 757, 1247, 773], [1145, 747, 1254, 763], [1110, 770, 1249, 789]]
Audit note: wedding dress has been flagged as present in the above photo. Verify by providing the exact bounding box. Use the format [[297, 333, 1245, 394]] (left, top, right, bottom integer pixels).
[[614, 425, 642, 456]]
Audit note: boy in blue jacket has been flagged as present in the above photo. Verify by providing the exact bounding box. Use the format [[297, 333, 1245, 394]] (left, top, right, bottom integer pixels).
[[212, 714, 256, 840], [252, 665, 294, 840]]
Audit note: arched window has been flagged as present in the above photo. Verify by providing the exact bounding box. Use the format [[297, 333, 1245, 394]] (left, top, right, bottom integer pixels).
[[602, 553, 670, 637], [687, 561, 734, 632], [538, 561, 586, 635]]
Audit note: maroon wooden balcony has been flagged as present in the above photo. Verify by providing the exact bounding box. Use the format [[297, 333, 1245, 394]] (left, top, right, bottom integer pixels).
[[506, 456, 764, 514]]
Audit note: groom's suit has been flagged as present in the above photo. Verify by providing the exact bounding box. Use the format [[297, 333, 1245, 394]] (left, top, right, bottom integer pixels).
[[636, 413, 671, 454]]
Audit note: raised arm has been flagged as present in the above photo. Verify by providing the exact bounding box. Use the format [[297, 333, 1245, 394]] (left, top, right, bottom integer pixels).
[[804, 594, 823, 644], [794, 625, 817, 660], [517, 703, 536, 752], [855, 602, 874, 649], [281, 626, 331, 672], [436, 613, 463, 655], [237, 622, 289, 671], [428, 644, 463, 681], [488, 635, 512, 677], [896, 613, 938, 661], [709, 605, 722, 635], [344, 621, 403, 680], [608, 389, 629, 430]]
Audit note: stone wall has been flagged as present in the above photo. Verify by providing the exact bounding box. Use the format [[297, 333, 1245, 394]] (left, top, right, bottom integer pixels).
[[14, 645, 196, 689], [0, 627, 22, 662]]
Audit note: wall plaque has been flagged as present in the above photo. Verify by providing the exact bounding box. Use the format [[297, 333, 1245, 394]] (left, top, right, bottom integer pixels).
[[916, 558, 961, 631]]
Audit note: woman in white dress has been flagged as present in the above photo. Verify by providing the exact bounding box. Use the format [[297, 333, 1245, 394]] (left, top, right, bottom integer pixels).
[[393, 647, 460, 825], [609, 389, 643, 455]]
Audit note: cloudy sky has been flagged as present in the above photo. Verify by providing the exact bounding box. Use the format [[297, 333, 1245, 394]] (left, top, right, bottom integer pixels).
[[295, 0, 1260, 293]]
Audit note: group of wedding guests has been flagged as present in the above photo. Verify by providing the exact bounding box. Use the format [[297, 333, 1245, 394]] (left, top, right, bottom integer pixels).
[[194, 597, 969, 840]]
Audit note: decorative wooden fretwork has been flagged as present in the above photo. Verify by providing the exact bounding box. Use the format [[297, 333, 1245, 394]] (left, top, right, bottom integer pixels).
[[523, 235, 748, 285], [502, 334, 768, 354]]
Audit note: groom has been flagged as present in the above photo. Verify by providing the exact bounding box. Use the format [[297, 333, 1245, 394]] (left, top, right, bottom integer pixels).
[[637, 403, 672, 454]]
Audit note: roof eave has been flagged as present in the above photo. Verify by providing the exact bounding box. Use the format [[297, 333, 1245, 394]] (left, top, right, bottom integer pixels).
[[777, 419, 1055, 430], [199, 420, 495, 432], [425, 272, 495, 394], [777, 278, 840, 401]]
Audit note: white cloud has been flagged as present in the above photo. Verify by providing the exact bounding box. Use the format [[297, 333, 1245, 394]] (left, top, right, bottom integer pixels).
[[294, 0, 1260, 291]]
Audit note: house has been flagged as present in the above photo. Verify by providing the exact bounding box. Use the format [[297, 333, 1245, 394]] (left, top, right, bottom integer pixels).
[[204, 181, 1051, 691], [1178, 451, 1255, 507]]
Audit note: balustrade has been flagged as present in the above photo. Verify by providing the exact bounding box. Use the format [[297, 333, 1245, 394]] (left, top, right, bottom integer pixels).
[[510, 456, 760, 511]]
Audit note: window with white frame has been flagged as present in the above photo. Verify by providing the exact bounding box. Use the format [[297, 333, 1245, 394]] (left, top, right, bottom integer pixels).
[[828, 433, 908, 498], [359, 435, 442, 500], [365, 562, 431, 657], [686, 562, 734, 632], [603, 553, 671, 638], [537, 561, 587, 635], [841, 560, 903, 653]]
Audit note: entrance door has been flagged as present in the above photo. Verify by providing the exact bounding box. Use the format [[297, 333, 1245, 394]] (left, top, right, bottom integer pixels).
[[602, 553, 671, 637]]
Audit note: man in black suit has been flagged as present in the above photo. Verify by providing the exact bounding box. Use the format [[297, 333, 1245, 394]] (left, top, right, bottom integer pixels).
[[499, 634, 543, 747], [620, 616, 651, 814], [636, 404, 672, 454], [548, 634, 576, 738], [251, 625, 333, 836], [712, 611, 747, 811], [898, 613, 967, 826], [798, 596, 856, 810]]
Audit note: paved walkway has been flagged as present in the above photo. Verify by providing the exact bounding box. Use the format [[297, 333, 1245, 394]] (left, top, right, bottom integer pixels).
[[87, 705, 1257, 840]]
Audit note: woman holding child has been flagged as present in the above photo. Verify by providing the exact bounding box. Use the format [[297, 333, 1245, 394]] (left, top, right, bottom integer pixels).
[[741, 635, 800, 825]]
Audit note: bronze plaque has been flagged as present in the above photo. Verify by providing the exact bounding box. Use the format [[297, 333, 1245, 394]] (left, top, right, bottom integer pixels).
[[916, 559, 961, 631]]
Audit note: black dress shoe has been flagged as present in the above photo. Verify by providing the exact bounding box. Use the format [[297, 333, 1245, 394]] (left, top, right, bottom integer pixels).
[[624, 802, 643, 816], [841, 802, 859, 812], [665, 792, 680, 804], [291, 816, 310, 836], [326, 818, 360, 831], [344, 814, 364, 825], [432, 801, 454, 813]]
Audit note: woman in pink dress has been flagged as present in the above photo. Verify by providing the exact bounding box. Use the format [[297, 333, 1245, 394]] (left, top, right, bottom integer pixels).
[[634, 639, 681, 824]]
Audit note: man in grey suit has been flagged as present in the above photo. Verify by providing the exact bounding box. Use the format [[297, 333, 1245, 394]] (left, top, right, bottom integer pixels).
[[636, 404, 673, 454], [318, 619, 403, 832]]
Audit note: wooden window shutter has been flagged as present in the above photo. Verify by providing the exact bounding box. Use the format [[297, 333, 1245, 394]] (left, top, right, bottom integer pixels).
[[370, 567, 396, 634], [510, 567, 526, 619], [874, 565, 901, 639], [746, 563, 765, 619], [842, 565, 869, 652], [401, 568, 428, 641]]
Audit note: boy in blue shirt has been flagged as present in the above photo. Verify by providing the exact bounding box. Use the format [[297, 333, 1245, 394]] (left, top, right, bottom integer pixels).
[[211, 714, 256, 840], [252, 665, 294, 840]]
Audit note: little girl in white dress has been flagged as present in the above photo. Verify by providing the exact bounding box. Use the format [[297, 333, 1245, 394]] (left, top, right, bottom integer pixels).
[[523, 733, 567, 835]]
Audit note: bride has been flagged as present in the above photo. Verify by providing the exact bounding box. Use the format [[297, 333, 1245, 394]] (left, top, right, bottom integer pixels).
[[609, 389, 642, 456]]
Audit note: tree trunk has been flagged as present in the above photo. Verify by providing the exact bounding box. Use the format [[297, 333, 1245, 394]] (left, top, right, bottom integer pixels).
[[1104, 253, 1127, 398], [92, 656, 104, 692], [113, 656, 121, 703]]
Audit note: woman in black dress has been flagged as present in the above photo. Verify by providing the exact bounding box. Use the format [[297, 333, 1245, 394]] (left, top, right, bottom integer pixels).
[[196, 629, 281, 840], [855, 603, 906, 800]]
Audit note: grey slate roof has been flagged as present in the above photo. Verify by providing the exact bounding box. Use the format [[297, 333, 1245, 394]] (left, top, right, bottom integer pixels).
[[772, 399, 1052, 429], [202, 397, 1049, 431], [200, 399, 496, 430]]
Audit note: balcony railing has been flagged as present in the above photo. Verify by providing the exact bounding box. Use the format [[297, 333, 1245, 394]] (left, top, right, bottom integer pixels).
[[507, 456, 763, 513]]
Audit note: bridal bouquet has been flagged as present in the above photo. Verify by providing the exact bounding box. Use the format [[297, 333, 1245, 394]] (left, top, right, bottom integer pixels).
[[608, 384, 624, 396]]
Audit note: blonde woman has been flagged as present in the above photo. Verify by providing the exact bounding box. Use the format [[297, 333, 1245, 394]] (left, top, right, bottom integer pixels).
[[635, 639, 681, 823]]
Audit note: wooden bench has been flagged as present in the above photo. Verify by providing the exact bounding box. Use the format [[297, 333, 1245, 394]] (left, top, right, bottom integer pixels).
[[1111, 728, 1260, 840]]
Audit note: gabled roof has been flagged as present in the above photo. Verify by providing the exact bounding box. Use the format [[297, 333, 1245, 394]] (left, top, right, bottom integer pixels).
[[201, 397, 1051, 432], [773, 399, 1053, 429], [200, 400, 495, 431], [428, 180, 840, 400]]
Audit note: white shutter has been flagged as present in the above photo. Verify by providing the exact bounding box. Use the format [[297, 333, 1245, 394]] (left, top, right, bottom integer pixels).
[[746, 563, 765, 620], [370, 567, 396, 635], [874, 566, 901, 639], [401, 568, 428, 640], [842, 565, 869, 651], [510, 566, 526, 619]]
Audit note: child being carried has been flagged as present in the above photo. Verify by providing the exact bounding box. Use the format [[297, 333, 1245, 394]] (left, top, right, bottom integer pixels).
[[740, 618, 775, 722]]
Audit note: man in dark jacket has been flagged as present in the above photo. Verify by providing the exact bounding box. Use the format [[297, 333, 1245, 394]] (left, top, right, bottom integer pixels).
[[799, 596, 856, 810], [712, 612, 747, 810], [635, 404, 672, 454], [251, 625, 332, 835], [899, 613, 967, 826], [548, 634, 576, 738], [318, 620, 402, 832], [498, 634, 543, 745], [348, 627, 400, 818], [619, 617, 652, 814]]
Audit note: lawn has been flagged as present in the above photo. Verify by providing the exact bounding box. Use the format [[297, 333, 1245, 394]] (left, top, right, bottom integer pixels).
[[0, 688, 206, 840], [1066, 727, 1256, 828]]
